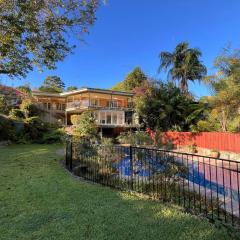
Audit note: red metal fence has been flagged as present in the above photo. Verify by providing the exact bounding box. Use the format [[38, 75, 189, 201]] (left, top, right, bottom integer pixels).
[[161, 132, 240, 153]]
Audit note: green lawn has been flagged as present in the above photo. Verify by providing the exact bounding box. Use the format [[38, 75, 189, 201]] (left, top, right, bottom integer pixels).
[[0, 144, 237, 240]]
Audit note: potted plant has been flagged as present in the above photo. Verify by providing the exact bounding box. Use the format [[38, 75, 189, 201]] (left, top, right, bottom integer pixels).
[[210, 149, 220, 158]]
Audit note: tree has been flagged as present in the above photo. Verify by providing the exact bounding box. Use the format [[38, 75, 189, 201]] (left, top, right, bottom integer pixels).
[[112, 67, 148, 91], [39, 76, 65, 93], [134, 81, 199, 131], [72, 111, 98, 138], [0, 96, 9, 114], [0, 0, 99, 78], [20, 99, 39, 118], [67, 86, 78, 91], [198, 48, 240, 132], [17, 84, 31, 95], [159, 42, 207, 94]]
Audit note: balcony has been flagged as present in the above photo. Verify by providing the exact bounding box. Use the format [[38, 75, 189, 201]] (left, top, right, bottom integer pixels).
[[66, 100, 133, 111], [66, 100, 89, 111], [38, 103, 66, 112]]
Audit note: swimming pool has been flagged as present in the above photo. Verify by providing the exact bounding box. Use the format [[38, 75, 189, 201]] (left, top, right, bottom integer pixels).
[[114, 152, 239, 202]]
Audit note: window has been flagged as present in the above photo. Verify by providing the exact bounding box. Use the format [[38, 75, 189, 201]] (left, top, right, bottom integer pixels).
[[47, 103, 51, 110], [111, 100, 118, 108], [90, 98, 99, 107], [43, 103, 51, 110], [106, 113, 111, 124], [100, 112, 105, 124], [98, 111, 124, 125], [56, 103, 61, 110], [128, 98, 133, 108], [67, 97, 73, 103], [112, 113, 117, 124], [118, 112, 123, 125], [56, 103, 66, 111]]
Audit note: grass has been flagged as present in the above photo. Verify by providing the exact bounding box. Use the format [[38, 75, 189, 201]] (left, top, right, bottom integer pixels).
[[0, 144, 238, 240]]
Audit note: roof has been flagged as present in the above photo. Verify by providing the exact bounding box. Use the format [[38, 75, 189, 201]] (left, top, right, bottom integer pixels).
[[32, 87, 134, 97], [0, 85, 25, 96]]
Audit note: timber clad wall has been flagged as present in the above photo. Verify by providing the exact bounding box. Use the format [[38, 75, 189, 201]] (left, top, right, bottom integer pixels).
[[162, 132, 240, 153], [32, 88, 135, 126]]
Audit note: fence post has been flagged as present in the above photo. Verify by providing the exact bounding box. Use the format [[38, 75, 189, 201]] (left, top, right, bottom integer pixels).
[[65, 140, 69, 168], [69, 140, 73, 171], [129, 145, 133, 190]]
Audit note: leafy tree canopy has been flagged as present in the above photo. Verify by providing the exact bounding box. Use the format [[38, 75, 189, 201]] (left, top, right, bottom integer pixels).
[[17, 84, 31, 94], [198, 48, 240, 132], [67, 86, 78, 91], [39, 76, 65, 93], [0, 0, 99, 78], [134, 81, 202, 131], [112, 67, 148, 91], [159, 42, 207, 94]]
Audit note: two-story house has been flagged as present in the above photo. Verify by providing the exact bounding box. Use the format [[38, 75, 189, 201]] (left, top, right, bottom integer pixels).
[[32, 87, 139, 135]]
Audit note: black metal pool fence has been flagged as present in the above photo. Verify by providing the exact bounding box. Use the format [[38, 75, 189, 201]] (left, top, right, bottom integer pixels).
[[65, 139, 240, 227]]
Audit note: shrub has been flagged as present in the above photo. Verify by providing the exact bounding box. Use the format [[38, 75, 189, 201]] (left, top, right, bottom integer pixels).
[[100, 137, 113, 146], [0, 115, 16, 141], [9, 108, 25, 120], [23, 117, 46, 142], [41, 128, 65, 143], [228, 116, 240, 132], [70, 114, 82, 125], [20, 99, 39, 118], [117, 131, 153, 146], [22, 117, 65, 144], [0, 96, 10, 114], [72, 111, 98, 138]]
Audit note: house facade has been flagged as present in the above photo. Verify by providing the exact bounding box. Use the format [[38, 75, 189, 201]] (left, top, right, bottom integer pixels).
[[0, 85, 25, 107], [32, 88, 139, 134]]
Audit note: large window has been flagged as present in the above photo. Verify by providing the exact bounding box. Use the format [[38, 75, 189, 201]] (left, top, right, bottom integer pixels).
[[118, 112, 123, 125], [100, 112, 105, 124], [111, 100, 118, 108], [106, 113, 111, 124], [97, 111, 124, 125], [112, 113, 117, 124]]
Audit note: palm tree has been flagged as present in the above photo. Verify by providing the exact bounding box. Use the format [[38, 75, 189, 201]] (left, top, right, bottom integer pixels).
[[159, 42, 207, 94]]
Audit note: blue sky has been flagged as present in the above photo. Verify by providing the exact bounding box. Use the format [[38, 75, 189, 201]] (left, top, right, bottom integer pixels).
[[2, 0, 240, 98]]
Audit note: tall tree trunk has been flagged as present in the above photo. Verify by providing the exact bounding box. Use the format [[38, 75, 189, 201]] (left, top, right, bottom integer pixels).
[[180, 76, 188, 95], [220, 107, 227, 132]]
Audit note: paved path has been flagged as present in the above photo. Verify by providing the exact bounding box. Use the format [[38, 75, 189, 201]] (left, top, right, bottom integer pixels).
[[56, 148, 65, 157]]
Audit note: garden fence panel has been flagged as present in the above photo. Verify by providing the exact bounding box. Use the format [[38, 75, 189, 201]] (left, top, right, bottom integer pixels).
[[66, 139, 240, 227]]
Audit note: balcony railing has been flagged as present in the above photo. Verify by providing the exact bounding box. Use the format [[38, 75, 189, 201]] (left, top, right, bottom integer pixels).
[[66, 101, 89, 110], [66, 101, 133, 111]]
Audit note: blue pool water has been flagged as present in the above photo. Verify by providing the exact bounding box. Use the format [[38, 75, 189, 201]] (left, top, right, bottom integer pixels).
[[114, 151, 238, 201]]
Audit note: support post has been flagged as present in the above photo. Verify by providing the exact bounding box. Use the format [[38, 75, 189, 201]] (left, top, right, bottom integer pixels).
[[65, 111, 67, 126], [65, 141, 69, 167], [88, 92, 91, 108], [110, 92, 113, 108], [129, 145, 133, 190]]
